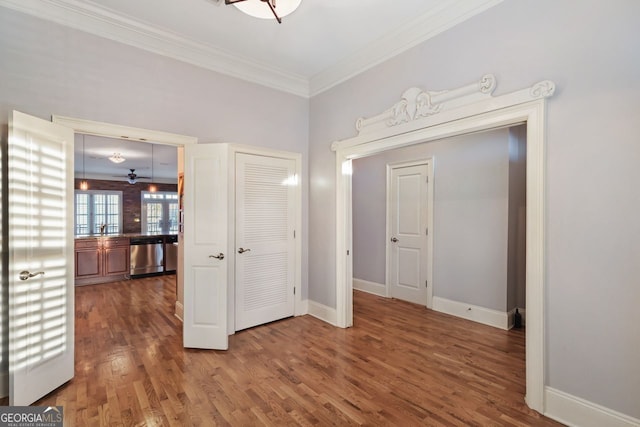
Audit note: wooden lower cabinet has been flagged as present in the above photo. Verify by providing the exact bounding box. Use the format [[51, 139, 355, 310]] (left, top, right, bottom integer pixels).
[[103, 238, 130, 277], [75, 237, 130, 286]]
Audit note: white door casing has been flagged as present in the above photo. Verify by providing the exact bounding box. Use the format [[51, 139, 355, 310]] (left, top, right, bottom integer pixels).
[[51, 115, 198, 331], [235, 153, 296, 331], [8, 111, 75, 405], [331, 75, 556, 413], [387, 161, 431, 307], [183, 143, 229, 350]]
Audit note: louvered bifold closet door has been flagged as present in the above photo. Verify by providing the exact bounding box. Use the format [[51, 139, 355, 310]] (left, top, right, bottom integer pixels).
[[235, 153, 296, 331]]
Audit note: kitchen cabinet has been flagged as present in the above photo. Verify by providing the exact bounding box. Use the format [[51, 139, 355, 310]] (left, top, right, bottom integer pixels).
[[75, 237, 130, 286]]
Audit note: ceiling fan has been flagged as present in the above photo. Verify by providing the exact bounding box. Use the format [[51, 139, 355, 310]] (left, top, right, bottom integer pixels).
[[117, 169, 151, 184]]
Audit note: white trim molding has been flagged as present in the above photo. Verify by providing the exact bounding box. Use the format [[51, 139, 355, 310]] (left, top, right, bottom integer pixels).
[[432, 296, 510, 330], [0, 372, 7, 398], [174, 301, 184, 322], [0, 0, 308, 97], [330, 74, 556, 415], [544, 387, 640, 427], [307, 301, 337, 326], [52, 115, 198, 146], [0, 0, 503, 98], [353, 278, 386, 297], [297, 299, 309, 316], [309, 0, 504, 96]]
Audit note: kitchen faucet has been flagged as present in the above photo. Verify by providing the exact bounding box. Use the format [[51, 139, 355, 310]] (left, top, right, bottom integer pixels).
[[100, 223, 107, 235]]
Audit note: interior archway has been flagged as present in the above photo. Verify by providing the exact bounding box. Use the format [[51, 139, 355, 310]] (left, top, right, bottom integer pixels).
[[331, 75, 555, 413]]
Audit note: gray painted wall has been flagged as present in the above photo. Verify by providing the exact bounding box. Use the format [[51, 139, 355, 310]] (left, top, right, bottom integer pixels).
[[507, 125, 527, 311], [0, 7, 310, 298], [1, 0, 639, 420], [309, 0, 640, 418], [353, 129, 512, 312], [0, 6, 309, 390]]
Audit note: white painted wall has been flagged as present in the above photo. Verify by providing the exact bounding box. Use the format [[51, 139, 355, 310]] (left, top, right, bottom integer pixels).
[[353, 129, 511, 311], [309, 0, 640, 419]]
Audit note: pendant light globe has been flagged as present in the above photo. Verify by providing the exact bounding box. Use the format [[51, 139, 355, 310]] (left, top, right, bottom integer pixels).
[[233, 0, 301, 20]]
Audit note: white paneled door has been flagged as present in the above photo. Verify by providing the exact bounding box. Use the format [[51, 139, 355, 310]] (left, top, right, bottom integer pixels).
[[8, 111, 75, 405], [388, 162, 430, 306], [235, 153, 296, 331], [183, 144, 229, 349]]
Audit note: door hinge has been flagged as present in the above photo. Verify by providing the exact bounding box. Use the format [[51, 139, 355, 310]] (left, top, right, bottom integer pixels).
[[293, 287, 296, 295], [426, 227, 429, 236], [293, 230, 296, 238], [426, 176, 429, 183], [347, 250, 350, 255], [425, 280, 428, 288]]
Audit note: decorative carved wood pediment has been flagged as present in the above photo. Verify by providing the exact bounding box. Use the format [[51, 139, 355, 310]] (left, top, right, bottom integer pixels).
[[350, 74, 555, 138]]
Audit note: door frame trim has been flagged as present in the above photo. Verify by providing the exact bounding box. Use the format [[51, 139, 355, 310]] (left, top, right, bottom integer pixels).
[[385, 159, 434, 308], [51, 115, 197, 146], [330, 76, 556, 413], [51, 114, 197, 322]]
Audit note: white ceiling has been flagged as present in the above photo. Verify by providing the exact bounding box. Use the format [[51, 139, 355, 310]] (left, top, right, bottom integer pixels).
[[0, 0, 503, 96]]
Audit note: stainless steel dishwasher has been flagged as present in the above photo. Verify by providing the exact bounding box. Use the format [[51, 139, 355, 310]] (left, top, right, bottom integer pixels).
[[130, 236, 164, 277], [164, 235, 178, 273]]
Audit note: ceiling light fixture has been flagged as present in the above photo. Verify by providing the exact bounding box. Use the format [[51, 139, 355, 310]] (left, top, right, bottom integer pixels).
[[149, 145, 157, 193], [108, 152, 126, 164], [80, 135, 89, 190], [225, 0, 301, 24]]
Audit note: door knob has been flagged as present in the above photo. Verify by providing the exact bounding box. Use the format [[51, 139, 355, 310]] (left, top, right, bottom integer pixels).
[[390, 237, 399, 243], [209, 253, 224, 260], [238, 247, 251, 254], [19, 270, 45, 281]]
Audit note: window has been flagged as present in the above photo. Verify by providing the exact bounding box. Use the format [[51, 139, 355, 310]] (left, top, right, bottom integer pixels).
[[75, 190, 123, 235], [141, 191, 179, 234]]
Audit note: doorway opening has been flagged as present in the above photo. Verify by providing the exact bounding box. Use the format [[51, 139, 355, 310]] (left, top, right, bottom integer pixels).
[[350, 125, 529, 405], [352, 125, 527, 329], [332, 76, 555, 413], [53, 115, 194, 321]]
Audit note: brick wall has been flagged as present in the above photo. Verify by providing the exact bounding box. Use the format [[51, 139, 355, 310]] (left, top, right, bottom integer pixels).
[[75, 179, 178, 234]]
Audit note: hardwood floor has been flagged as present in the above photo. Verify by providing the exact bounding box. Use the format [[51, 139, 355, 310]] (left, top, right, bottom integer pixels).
[[33, 277, 562, 426]]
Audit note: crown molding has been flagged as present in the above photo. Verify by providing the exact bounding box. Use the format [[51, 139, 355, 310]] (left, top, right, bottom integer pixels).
[[310, 0, 504, 96], [0, 0, 309, 97], [0, 0, 502, 99]]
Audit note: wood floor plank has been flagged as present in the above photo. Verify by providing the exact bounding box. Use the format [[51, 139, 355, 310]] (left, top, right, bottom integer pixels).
[[24, 276, 564, 426]]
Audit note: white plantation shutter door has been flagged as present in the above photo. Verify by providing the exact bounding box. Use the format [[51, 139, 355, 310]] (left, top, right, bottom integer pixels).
[[235, 153, 296, 331], [8, 111, 75, 405]]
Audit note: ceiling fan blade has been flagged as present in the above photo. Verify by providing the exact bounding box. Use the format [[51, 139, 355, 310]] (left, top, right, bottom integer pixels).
[[225, 0, 247, 4]]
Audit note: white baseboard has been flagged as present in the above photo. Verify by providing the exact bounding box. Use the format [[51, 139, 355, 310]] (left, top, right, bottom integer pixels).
[[544, 386, 640, 427], [432, 296, 509, 330], [0, 371, 7, 398], [353, 278, 386, 297], [297, 299, 309, 316], [307, 300, 337, 326], [174, 301, 184, 322]]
